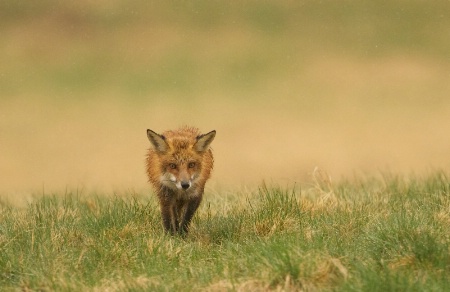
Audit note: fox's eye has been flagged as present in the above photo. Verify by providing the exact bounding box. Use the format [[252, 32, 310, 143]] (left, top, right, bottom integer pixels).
[[169, 163, 177, 169], [188, 162, 196, 168]]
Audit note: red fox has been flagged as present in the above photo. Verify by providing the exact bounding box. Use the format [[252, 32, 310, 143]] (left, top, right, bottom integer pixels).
[[146, 126, 216, 235]]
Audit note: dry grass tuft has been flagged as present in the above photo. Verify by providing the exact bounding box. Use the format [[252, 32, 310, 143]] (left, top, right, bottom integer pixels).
[[92, 275, 159, 292]]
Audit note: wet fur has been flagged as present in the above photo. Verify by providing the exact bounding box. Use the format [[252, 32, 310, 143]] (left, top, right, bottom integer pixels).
[[146, 126, 215, 235]]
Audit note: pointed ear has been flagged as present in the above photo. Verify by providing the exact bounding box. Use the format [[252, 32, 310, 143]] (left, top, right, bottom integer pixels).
[[194, 130, 216, 152], [147, 129, 168, 152]]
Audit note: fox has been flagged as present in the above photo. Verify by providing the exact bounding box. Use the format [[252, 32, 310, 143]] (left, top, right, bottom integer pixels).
[[146, 126, 216, 235]]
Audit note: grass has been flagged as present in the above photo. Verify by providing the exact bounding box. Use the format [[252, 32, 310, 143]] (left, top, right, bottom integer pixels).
[[1, 172, 449, 291], [1, 3, 449, 289]]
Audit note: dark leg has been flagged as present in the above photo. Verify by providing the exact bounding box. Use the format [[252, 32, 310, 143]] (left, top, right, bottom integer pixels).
[[160, 204, 173, 234], [160, 202, 179, 234], [159, 188, 179, 235], [172, 204, 180, 233], [180, 198, 201, 235]]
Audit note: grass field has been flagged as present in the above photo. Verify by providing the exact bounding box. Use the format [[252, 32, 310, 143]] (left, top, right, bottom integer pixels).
[[1, 2, 450, 290], [1, 172, 449, 291]]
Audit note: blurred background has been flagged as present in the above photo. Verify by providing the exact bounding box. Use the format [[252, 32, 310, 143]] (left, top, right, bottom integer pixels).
[[1, 0, 450, 195]]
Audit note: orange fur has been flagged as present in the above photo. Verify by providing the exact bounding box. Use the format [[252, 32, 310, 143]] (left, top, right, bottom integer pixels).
[[146, 126, 215, 235]]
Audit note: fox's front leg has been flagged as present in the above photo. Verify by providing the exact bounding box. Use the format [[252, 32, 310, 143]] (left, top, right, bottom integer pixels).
[[160, 202, 179, 234], [180, 197, 201, 235]]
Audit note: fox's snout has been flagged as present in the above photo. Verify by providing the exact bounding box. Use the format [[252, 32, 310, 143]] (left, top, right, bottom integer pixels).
[[173, 179, 191, 191], [171, 171, 193, 190], [180, 181, 191, 190], [168, 174, 193, 191]]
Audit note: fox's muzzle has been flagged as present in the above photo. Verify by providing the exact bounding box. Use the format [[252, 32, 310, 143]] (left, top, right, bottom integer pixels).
[[181, 181, 190, 190]]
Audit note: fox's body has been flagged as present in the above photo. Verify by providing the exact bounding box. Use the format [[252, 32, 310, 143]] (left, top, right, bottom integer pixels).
[[146, 126, 215, 235]]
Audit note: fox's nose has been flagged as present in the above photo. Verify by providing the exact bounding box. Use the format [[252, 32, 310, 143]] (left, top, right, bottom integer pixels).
[[181, 181, 190, 190]]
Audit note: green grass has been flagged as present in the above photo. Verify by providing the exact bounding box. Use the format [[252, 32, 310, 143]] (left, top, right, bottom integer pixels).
[[1, 173, 449, 291]]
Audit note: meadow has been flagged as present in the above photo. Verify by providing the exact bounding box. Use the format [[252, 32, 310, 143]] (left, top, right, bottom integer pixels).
[[1, 1, 450, 290], [1, 172, 449, 291]]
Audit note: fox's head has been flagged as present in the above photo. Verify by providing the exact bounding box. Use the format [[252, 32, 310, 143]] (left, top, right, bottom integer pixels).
[[147, 128, 216, 191]]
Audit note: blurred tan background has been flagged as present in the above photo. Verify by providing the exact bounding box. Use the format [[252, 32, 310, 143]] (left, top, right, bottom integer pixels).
[[1, 1, 450, 195]]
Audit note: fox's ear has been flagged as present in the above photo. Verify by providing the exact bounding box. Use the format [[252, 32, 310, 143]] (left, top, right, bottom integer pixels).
[[195, 130, 216, 152], [147, 129, 168, 152]]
